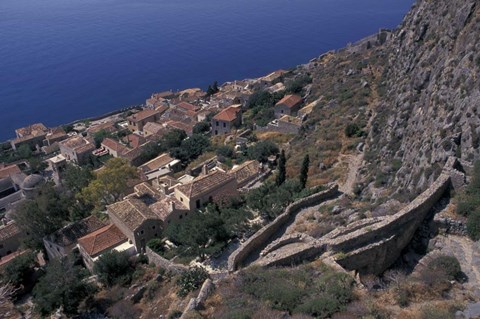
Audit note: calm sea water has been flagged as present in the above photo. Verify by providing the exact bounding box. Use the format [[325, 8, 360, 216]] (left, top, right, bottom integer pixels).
[[0, 0, 414, 140]]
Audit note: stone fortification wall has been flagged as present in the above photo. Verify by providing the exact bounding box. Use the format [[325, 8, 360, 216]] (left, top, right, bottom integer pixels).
[[261, 233, 315, 257], [146, 247, 188, 274], [329, 173, 451, 255], [227, 185, 340, 272], [330, 172, 451, 274], [256, 157, 465, 275]]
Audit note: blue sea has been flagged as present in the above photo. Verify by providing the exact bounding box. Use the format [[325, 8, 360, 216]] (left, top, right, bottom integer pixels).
[[0, 0, 414, 141]]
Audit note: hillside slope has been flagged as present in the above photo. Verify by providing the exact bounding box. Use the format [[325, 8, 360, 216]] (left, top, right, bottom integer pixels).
[[365, 0, 480, 197]]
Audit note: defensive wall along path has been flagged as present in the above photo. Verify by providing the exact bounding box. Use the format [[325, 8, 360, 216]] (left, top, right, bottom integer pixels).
[[227, 185, 342, 272], [232, 157, 469, 275]]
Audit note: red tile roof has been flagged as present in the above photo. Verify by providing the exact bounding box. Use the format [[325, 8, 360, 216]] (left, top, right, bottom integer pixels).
[[77, 224, 127, 257], [176, 102, 200, 112], [0, 221, 21, 241], [213, 105, 241, 122], [275, 94, 303, 109], [0, 164, 21, 180], [15, 123, 48, 138], [102, 138, 129, 154], [45, 216, 107, 247], [125, 134, 146, 149], [165, 121, 194, 135], [176, 170, 235, 198], [127, 109, 160, 123]]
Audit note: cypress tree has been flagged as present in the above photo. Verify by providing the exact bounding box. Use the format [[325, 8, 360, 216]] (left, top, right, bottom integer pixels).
[[276, 149, 286, 186], [300, 154, 310, 189]]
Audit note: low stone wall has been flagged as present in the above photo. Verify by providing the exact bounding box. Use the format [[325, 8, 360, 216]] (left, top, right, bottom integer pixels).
[[146, 247, 188, 274], [261, 233, 315, 257], [227, 185, 340, 272], [257, 243, 327, 268]]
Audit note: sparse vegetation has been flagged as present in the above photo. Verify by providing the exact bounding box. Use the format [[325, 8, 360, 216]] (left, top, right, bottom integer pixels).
[[176, 267, 209, 297]]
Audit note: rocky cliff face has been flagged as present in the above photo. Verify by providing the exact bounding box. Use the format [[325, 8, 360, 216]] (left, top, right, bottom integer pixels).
[[365, 0, 480, 197]]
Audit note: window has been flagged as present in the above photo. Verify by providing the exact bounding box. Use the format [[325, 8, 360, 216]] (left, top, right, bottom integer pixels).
[[152, 225, 156, 230], [216, 121, 219, 126], [196, 199, 201, 209], [154, 233, 158, 237], [140, 230, 144, 235], [223, 122, 226, 128], [281, 110, 284, 114], [179, 214, 183, 219], [180, 197, 183, 202]]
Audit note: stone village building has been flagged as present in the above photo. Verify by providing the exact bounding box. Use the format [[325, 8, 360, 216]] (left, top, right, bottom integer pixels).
[[274, 94, 303, 118], [211, 105, 242, 136]]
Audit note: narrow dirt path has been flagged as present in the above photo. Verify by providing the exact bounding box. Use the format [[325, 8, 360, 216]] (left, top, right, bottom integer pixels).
[[338, 153, 363, 195]]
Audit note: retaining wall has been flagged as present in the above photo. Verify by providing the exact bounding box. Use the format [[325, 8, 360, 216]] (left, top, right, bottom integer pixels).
[[227, 185, 340, 272], [146, 247, 188, 274]]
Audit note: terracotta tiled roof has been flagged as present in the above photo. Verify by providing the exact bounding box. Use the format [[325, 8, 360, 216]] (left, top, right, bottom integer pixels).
[[107, 197, 160, 232], [0, 221, 21, 241], [15, 123, 48, 138], [152, 91, 174, 99], [165, 121, 194, 135], [176, 170, 235, 198], [125, 134, 146, 149], [176, 102, 200, 112], [77, 224, 127, 257], [275, 94, 303, 109], [139, 153, 175, 173], [143, 122, 166, 135], [44, 216, 107, 247], [278, 115, 303, 126], [0, 164, 21, 180], [155, 105, 169, 114], [102, 138, 129, 154], [229, 160, 260, 185], [213, 105, 241, 122], [60, 136, 94, 152], [86, 122, 117, 135], [127, 109, 160, 123]]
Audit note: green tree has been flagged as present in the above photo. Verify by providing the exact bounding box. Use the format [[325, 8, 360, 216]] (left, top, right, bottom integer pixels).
[[299, 154, 310, 189], [16, 144, 32, 159], [28, 157, 48, 174], [13, 184, 71, 249], [170, 134, 211, 164], [79, 158, 138, 210], [93, 129, 111, 148], [63, 164, 94, 194], [165, 208, 230, 259], [216, 145, 234, 159], [1, 252, 36, 288], [193, 121, 211, 134], [160, 129, 187, 149], [33, 257, 95, 316], [93, 250, 134, 287], [276, 150, 286, 186], [247, 140, 279, 163]]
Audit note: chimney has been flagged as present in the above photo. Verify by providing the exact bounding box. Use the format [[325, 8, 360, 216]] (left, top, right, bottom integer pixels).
[[202, 164, 208, 176]]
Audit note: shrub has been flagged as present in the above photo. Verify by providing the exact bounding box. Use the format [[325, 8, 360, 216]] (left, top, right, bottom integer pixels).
[[428, 255, 462, 281], [176, 267, 209, 297], [467, 210, 480, 241], [419, 305, 455, 319], [93, 250, 134, 287], [344, 123, 364, 138]]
